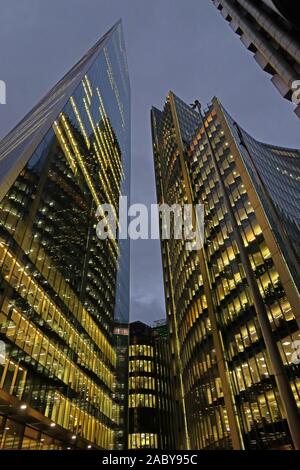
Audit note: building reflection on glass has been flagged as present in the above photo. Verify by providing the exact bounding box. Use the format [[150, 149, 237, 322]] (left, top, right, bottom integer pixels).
[[0, 20, 131, 450]]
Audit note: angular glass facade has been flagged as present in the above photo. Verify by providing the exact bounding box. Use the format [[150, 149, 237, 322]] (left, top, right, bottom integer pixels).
[[0, 21, 130, 450], [151, 92, 300, 450]]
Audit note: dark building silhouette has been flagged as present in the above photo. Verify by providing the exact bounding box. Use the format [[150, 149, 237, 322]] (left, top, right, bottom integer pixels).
[[151, 92, 300, 450], [212, 0, 300, 118]]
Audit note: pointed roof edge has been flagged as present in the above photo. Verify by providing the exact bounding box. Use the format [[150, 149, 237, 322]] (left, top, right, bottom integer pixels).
[[0, 19, 125, 202], [151, 106, 162, 116], [0, 19, 122, 149]]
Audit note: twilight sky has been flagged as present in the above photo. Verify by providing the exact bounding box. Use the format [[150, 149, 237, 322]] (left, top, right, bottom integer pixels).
[[0, 0, 299, 325]]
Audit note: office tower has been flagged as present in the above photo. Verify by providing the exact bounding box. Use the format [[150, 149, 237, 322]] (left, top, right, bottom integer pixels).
[[151, 92, 300, 450], [0, 20, 131, 450], [211, 0, 300, 118], [128, 321, 179, 450]]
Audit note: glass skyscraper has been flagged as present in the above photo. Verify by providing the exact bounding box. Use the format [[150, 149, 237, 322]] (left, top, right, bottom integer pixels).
[[151, 92, 300, 450], [0, 20, 130, 450]]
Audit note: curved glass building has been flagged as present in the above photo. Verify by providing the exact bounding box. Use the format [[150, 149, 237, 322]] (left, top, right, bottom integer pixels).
[[151, 92, 300, 450], [223, 107, 300, 291], [0, 20, 131, 450]]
